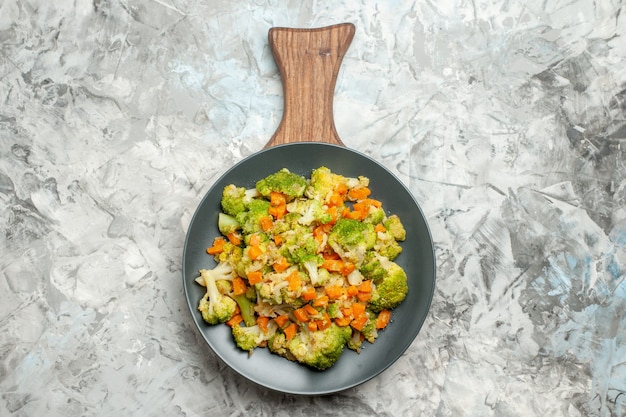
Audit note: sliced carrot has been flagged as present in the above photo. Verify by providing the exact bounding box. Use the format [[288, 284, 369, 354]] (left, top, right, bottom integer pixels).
[[287, 270, 301, 291], [249, 234, 261, 247], [308, 321, 318, 332], [334, 182, 348, 195], [325, 285, 344, 300], [274, 314, 290, 328], [358, 280, 373, 293], [376, 309, 391, 329], [341, 261, 355, 276], [312, 295, 329, 307], [340, 306, 353, 318], [326, 205, 338, 224], [227, 232, 242, 245], [352, 302, 366, 318], [303, 304, 318, 316], [350, 314, 368, 331], [322, 251, 340, 260], [248, 245, 262, 260], [270, 191, 287, 206], [293, 307, 310, 323], [374, 223, 386, 233], [356, 292, 372, 302], [322, 259, 343, 272], [268, 204, 286, 219], [348, 187, 371, 201], [226, 315, 243, 328], [347, 285, 359, 297], [247, 270, 263, 285], [301, 286, 317, 301], [257, 316, 270, 333], [232, 276, 247, 296], [206, 237, 226, 255], [364, 198, 382, 208], [328, 192, 344, 207], [273, 257, 290, 273], [273, 234, 283, 246], [335, 317, 350, 327], [284, 322, 298, 341], [260, 216, 273, 232], [316, 313, 331, 330]]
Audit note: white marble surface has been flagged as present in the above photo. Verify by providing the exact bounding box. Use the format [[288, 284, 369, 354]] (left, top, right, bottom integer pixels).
[[1, 0, 625, 415]]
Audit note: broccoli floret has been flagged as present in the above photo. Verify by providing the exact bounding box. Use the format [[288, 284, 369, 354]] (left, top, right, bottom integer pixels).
[[327, 218, 376, 266], [285, 324, 352, 370], [383, 214, 406, 241], [305, 166, 347, 203], [359, 251, 386, 282], [232, 323, 277, 353], [232, 293, 257, 327], [374, 230, 403, 260], [368, 257, 409, 312], [255, 169, 307, 201], [235, 199, 271, 234], [363, 206, 386, 224], [196, 264, 238, 325], [221, 185, 260, 216], [213, 241, 244, 269], [218, 213, 241, 235], [280, 228, 319, 265], [286, 198, 332, 226]]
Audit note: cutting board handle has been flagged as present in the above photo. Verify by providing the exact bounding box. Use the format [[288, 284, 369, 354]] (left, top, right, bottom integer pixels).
[[264, 23, 355, 148]]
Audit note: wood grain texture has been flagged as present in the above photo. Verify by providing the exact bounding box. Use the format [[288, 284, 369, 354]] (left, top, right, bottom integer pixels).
[[264, 23, 355, 148]]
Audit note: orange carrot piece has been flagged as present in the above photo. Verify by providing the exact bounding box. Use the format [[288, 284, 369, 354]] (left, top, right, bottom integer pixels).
[[328, 192, 344, 207], [326, 205, 338, 224], [335, 317, 350, 327], [348, 187, 371, 201], [268, 204, 287, 219], [374, 223, 386, 233], [274, 314, 290, 328], [287, 270, 301, 291], [249, 234, 261, 247], [340, 306, 353, 318], [334, 183, 348, 195], [364, 198, 382, 208], [358, 280, 373, 293], [303, 304, 318, 316], [352, 302, 366, 318], [293, 307, 310, 323], [248, 245, 262, 260], [325, 285, 344, 300], [301, 287, 317, 301], [341, 261, 355, 276], [227, 232, 242, 245], [260, 216, 273, 232], [376, 309, 391, 329], [308, 321, 318, 332], [206, 237, 226, 255], [322, 259, 343, 272], [270, 191, 287, 206], [247, 270, 263, 285], [350, 314, 368, 331], [273, 257, 290, 273], [312, 295, 329, 307], [322, 251, 340, 260], [284, 322, 298, 341], [232, 276, 247, 296], [356, 292, 372, 302], [347, 285, 359, 297], [257, 316, 270, 333], [226, 315, 243, 328], [273, 234, 283, 246]]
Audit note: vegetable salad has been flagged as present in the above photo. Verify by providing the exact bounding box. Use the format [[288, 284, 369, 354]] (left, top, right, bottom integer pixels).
[[195, 167, 408, 370]]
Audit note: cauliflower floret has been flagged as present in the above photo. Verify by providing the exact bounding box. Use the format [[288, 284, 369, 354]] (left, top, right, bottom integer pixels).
[[196, 264, 238, 325]]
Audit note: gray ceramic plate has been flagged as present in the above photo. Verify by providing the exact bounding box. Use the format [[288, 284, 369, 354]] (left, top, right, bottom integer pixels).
[[182, 143, 436, 395]]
